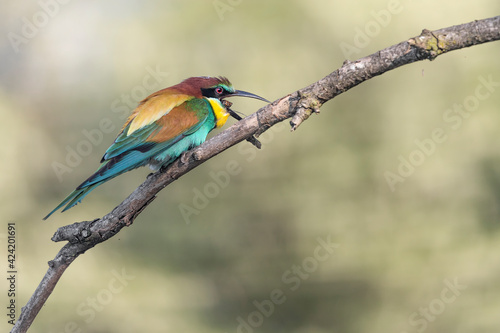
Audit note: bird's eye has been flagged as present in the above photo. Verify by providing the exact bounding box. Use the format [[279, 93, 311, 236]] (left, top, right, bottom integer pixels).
[[215, 87, 224, 95]]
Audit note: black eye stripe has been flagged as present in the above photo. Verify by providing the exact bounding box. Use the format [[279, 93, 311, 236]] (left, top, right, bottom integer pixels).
[[201, 86, 229, 98]]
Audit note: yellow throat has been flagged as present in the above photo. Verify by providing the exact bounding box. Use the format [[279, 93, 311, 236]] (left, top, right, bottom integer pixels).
[[207, 97, 230, 128]]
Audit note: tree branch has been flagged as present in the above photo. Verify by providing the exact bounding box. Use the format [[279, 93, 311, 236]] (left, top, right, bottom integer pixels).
[[12, 16, 500, 333]]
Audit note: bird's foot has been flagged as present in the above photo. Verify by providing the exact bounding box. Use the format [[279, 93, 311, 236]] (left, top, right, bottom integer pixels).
[[180, 151, 190, 164]]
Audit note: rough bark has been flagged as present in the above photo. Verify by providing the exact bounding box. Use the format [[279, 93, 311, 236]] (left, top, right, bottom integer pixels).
[[11, 16, 500, 333]]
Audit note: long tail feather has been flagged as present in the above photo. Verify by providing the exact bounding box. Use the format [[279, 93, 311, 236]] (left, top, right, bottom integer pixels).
[[43, 152, 147, 220], [43, 133, 185, 220], [43, 183, 101, 220]]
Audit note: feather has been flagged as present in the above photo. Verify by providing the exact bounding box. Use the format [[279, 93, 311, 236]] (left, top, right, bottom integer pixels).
[[124, 93, 193, 136]]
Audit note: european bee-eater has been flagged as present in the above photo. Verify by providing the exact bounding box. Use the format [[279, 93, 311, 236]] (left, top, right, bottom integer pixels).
[[44, 76, 269, 220]]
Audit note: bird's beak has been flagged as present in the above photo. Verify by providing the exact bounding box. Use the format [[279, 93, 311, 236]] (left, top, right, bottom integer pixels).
[[226, 90, 271, 103]]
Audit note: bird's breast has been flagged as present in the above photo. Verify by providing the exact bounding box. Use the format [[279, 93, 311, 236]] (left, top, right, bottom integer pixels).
[[206, 98, 229, 128]]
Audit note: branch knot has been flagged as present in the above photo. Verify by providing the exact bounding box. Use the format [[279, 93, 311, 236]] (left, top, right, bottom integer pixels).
[[51, 219, 99, 243], [289, 91, 321, 132], [408, 29, 448, 60]]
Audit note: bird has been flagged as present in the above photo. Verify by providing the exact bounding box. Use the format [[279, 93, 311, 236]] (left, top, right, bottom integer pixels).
[[43, 76, 269, 220]]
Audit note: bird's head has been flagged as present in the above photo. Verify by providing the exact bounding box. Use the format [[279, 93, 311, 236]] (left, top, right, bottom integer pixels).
[[179, 76, 270, 128]]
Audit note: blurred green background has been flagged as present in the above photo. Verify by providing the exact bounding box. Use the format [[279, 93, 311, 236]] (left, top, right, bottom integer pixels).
[[1, 1, 500, 332]]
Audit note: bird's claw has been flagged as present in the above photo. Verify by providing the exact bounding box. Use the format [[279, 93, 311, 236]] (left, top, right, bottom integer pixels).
[[180, 151, 190, 164]]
